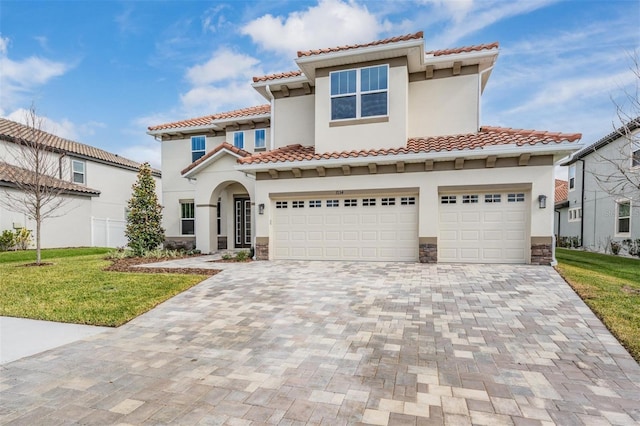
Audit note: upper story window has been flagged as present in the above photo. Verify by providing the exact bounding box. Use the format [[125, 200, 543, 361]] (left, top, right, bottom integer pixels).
[[255, 129, 266, 149], [72, 159, 85, 184], [632, 146, 640, 168], [233, 132, 244, 149], [191, 136, 206, 163], [330, 64, 388, 121], [568, 164, 576, 190], [616, 200, 631, 236]]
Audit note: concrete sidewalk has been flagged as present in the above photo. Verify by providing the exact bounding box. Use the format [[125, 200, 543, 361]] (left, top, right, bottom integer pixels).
[[0, 316, 110, 364]]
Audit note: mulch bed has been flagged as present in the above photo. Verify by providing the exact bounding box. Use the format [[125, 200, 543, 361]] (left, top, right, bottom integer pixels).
[[105, 256, 220, 276]]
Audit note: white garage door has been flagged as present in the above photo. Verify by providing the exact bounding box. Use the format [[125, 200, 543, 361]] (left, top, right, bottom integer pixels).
[[273, 195, 418, 261], [439, 192, 529, 263]]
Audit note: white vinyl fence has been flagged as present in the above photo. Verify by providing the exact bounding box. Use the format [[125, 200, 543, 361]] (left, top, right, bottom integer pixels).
[[91, 217, 127, 248]]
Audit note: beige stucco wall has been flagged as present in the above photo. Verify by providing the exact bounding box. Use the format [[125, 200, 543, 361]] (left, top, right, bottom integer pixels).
[[314, 65, 408, 153], [407, 74, 479, 138], [225, 128, 271, 152], [273, 95, 315, 148], [253, 164, 556, 261]]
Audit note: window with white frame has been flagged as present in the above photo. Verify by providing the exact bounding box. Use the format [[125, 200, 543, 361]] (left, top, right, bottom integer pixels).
[[344, 199, 357, 207], [616, 200, 631, 235], [326, 200, 339, 207], [330, 64, 388, 120], [181, 201, 195, 235], [233, 132, 244, 149], [309, 200, 321, 208], [71, 159, 85, 184], [632, 145, 640, 168], [485, 194, 501, 203], [569, 164, 576, 190], [440, 195, 456, 204], [191, 136, 206, 162], [568, 207, 582, 222], [255, 129, 266, 149]]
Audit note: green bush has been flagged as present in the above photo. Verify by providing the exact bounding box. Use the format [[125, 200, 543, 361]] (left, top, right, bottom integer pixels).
[[0, 230, 15, 251], [235, 250, 249, 261], [13, 228, 32, 250], [125, 163, 164, 256]]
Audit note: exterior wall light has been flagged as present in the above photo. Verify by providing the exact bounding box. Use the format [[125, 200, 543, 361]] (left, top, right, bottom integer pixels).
[[258, 203, 265, 215], [538, 194, 547, 209]]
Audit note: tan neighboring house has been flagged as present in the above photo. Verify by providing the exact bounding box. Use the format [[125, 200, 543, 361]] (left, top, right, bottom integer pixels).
[[148, 31, 582, 264], [0, 118, 161, 248]]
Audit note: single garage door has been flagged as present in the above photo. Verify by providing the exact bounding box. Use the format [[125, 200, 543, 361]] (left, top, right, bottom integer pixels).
[[439, 191, 529, 263], [273, 194, 418, 261]]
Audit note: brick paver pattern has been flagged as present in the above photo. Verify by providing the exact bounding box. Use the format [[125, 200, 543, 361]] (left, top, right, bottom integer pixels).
[[1, 260, 639, 425]]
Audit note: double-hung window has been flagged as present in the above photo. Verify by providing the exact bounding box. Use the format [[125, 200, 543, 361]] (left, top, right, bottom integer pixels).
[[632, 145, 640, 168], [254, 129, 266, 149], [181, 201, 195, 235], [616, 200, 631, 235], [71, 160, 85, 184], [233, 132, 244, 149], [568, 165, 576, 190], [191, 136, 206, 162], [330, 64, 388, 120]]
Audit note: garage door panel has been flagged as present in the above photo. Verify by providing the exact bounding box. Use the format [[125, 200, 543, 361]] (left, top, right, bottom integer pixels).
[[273, 194, 418, 261], [439, 191, 528, 264]]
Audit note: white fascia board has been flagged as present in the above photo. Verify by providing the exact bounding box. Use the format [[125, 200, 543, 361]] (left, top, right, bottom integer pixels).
[[210, 113, 272, 127], [236, 142, 583, 173], [424, 49, 498, 69], [182, 149, 244, 179], [147, 123, 221, 137], [251, 74, 310, 89]]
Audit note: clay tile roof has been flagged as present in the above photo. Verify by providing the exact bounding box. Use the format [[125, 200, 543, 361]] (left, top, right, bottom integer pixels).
[[181, 142, 251, 175], [0, 162, 100, 195], [426, 41, 499, 57], [297, 31, 424, 58], [253, 70, 303, 83], [555, 179, 568, 203], [0, 118, 160, 176], [238, 126, 581, 165], [148, 105, 271, 131]]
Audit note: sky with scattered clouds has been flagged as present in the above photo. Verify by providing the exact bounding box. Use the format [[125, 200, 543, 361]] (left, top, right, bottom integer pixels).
[[0, 0, 638, 171]]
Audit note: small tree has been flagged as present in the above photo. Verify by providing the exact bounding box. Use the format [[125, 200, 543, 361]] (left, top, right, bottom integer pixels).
[[0, 105, 70, 264], [125, 162, 164, 255]]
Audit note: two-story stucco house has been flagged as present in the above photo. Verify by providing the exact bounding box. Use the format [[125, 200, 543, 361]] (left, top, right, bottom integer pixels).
[[148, 31, 582, 264], [0, 118, 161, 248], [556, 117, 639, 252]]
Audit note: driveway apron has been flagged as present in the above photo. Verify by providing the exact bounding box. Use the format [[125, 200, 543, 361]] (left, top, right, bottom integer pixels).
[[1, 261, 639, 425]]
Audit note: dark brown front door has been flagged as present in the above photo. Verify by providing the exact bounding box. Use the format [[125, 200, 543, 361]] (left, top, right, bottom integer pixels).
[[234, 197, 251, 248]]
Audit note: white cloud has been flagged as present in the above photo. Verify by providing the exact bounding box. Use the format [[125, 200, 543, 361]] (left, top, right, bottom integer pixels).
[[0, 36, 72, 111], [241, 0, 391, 58], [4, 108, 79, 140], [180, 80, 264, 116], [120, 139, 162, 169], [186, 48, 260, 86]]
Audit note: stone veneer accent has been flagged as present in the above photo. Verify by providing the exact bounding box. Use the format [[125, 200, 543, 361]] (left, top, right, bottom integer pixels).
[[419, 237, 437, 263], [255, 237, 269, 261], [530, 236, 553, 265], [164, 237, 195, 251]]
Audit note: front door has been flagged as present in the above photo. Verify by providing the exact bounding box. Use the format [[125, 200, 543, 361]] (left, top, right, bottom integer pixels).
[[234, 197, 251, 248]]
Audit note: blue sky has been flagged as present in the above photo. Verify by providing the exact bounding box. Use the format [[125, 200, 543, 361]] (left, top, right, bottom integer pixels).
[[1, 0, 638, 170]]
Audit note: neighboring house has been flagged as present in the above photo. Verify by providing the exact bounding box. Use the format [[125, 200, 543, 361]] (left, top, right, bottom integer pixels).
[[0, 118, 161, 248], [557, 117, 640, 252], [148, 31, 582, 264]]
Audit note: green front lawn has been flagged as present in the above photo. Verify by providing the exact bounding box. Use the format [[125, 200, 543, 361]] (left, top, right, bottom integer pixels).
[[555, 248, 640, 362], [0, 248, 207, 327]]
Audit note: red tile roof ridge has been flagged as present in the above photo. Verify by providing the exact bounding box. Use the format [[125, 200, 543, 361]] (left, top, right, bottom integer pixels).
[[297, 31, 423, 58], [253, 70, 303, 83], [555, 179, 569, 203], [181, 142, 251, 175], [480, 126, 582, 142], [426, 41, 499, 57], [149, 105, 270, 131]]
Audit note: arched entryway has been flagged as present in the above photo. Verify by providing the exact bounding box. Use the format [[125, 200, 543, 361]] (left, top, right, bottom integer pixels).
[[203, 180, 254, 253]]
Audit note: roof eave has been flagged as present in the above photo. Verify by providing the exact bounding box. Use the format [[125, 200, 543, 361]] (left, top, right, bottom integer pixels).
[[182, 149, 245, 178], [236, 142, 583, 173]]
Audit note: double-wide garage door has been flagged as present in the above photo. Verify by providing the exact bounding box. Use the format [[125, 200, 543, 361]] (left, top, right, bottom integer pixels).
[[439, 191, 529, 263], [273, 194, 418, 261]]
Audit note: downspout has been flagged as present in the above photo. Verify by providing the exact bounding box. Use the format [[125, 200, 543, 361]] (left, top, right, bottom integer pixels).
[[554, 208, 561, 243], [265, 84, 275, 151], [477, 65, 494, 129], [59, 152, 66, 179], [578, 159, 585, 247]]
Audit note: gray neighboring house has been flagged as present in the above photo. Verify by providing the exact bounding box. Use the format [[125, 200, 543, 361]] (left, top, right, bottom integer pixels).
[[556, 117, 640, 253]]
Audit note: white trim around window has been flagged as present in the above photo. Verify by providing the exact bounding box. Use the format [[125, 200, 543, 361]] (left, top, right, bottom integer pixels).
[[330, 64, 389, 121], [632, 145, 640, 168], [254, 129, 266, 149], [191, 135, 206, 163], [233, 131, 244, 149], [568, 164, 576, 191], [71, 159, 86, 184], [568, 207, 582, 222], [615, 199, 631, 237], [180, 201, 195, 236]]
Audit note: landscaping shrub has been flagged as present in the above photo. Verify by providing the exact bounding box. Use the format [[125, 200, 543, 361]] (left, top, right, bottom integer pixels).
[[0, 230, 15, 251], [125, 163, 164, 255], [13, 228, 32, 250]]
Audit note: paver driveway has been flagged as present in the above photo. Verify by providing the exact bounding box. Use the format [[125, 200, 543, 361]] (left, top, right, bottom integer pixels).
[[1, 260, 639, 425]]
